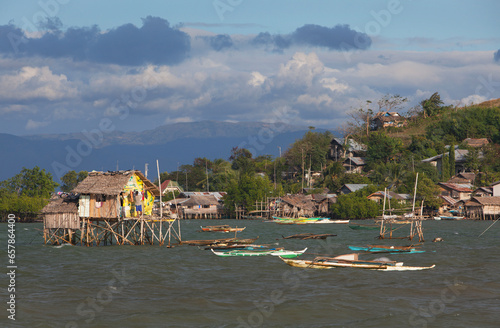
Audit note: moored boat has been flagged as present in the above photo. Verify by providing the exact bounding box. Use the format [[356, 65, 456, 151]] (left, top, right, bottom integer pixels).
[[348, 244, 425, 254], [280, 253, 435, 271], [200, 225, 246, 232], [211, 247, 307, 258]]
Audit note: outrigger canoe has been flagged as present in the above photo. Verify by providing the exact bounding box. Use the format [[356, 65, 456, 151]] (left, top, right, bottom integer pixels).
[[211, 247, 307, 258], [348, 245, 425, 254], [181, 237, 258, 246], [280, 253, 435, 271], [199, 225, 246, 232]]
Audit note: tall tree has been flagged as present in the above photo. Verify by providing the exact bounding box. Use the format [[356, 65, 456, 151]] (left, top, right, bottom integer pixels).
[[448, 144, 456, 178], [441, 153, 450, 181], [1, 166, 58, 198], [366, 131, 404, 167], [60, 170, 88, 192], [421, 92, 444, 118]]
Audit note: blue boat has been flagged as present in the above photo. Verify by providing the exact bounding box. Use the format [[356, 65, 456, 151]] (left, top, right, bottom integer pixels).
[[348, 245, 425, 254]]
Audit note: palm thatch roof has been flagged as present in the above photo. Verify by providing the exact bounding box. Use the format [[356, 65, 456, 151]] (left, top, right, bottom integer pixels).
[[72, 170, 160, 196], [181, 195, 219, 207], [41, 195, 78, 214], [280, 194, 316, 211]]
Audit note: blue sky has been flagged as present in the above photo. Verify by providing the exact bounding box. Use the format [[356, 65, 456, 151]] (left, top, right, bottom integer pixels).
[[0, 0, 499, 135]]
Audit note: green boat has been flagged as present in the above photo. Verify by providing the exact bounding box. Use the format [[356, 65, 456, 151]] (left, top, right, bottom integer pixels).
[[211, 247, 307, 258]]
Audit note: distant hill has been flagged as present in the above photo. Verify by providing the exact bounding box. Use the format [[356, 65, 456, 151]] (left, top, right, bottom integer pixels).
[[386, 98, 500, 146], [1, 121, 330, 183], [476, 98, 500, 109], [24, 121, 310, 147]]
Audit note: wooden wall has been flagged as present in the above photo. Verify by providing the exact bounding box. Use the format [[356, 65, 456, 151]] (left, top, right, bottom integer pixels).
[[44, 213, 80, 229]]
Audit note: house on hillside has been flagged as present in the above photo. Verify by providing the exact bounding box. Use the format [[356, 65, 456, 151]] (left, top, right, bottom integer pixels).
[[438, 182, 473, 201], [72, 170, 160, 219], [372, 112, 407, 130], [343, 157, 366, 174], [447, 173, 476, 185], [422, 147, 478, 175], [330, 138, 366, 161], [338, 184, 369, 195], [473, 187, 493, 197]]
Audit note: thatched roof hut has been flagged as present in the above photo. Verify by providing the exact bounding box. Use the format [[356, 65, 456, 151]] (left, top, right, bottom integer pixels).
[[41, 194, 79, 229], [73, 170, 160, 196], [278, 194, 317, 217], [72, 170, 160, 219]]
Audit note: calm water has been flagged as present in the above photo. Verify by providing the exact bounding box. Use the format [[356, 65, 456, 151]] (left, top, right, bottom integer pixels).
[[1, 220, 500, 328]]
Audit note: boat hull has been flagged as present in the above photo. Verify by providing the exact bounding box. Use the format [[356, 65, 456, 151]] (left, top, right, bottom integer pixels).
[[280, 256, 435, 271], [212, 248, 307, 258]]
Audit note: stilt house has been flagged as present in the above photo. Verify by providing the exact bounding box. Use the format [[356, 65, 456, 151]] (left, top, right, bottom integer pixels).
[[72, 170, 160, 219]]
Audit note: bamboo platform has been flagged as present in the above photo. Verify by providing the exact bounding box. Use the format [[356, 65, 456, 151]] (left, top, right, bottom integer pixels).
[[43, 216, 182, 247]]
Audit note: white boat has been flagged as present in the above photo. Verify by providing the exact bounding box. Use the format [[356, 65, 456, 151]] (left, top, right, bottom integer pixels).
[[211, 247, 307, 258], [280, 253, 435, 271]]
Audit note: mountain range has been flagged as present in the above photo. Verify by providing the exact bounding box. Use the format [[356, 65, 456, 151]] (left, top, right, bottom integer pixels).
[[1, 121, 330, 183]]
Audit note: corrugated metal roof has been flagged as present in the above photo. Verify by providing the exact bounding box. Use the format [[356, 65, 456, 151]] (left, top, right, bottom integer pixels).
[[438, 183, 473, 193], [440, 195, 458, 205], [332, 138, 367, 152], [344, 157, 366, 166], [344, 184, 369, 193]]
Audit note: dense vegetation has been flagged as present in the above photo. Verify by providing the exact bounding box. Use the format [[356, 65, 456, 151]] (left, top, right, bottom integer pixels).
[[2, 94, 499, 220]]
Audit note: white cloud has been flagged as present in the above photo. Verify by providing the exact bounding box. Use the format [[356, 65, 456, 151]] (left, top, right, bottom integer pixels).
[[0, 66, 77, 101]]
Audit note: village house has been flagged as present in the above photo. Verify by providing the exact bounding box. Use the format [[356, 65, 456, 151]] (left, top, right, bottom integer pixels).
[[41, 194, 80, 232], [437, 195, 460, 215], [72, 170, 160, 219], [421, 147, 474, 175], [164, 191, 227, 219], [311, 193, 337, 216], [372, 112, 407, 130], [273, 194, 317, 218], [343, 157, 366, 174], [366, 191, 409, 205], [337, 184, 369, 195], [329, 138, 366, 161], [40, 170, 174, 246], [464, 196, 500, 220], [438, 182, 473, 201], [491, 181, 500, 196], [160, 180, 184, 196], [446, 172, 476, 186], [473, 187, 493, 197]]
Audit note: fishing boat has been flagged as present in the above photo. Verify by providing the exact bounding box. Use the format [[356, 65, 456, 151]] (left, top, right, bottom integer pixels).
[[206, 244, 270, 251], [181, 237, 258, 246], [281, 233, 337, 240], [439, 215, 464, 220], [211, 247, 307, 258], [199, 225, 246, 232], [280, 253, 435, 271], [348, 244, 425, 254], [348, 223, 380, 230]]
